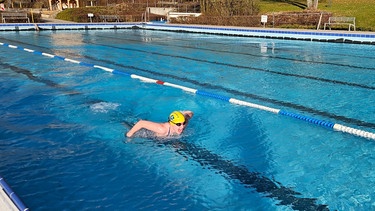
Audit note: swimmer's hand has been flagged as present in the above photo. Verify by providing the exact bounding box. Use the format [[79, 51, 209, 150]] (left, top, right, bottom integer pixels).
[[124, 132, 133, 143], [122, 122, 134, 137], [126, 132, 133, 137]]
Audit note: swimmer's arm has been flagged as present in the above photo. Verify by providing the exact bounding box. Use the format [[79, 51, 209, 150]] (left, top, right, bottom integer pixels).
[[126, 120, 166, 137], [181, 111, 193, 119]]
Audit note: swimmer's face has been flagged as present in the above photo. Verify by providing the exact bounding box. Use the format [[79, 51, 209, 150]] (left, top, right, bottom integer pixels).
[[172, 121, 186, 134]]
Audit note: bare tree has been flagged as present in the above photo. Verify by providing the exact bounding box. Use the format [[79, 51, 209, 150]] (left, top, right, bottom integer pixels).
[[307, 0, 318, 9], [307, 0, 312, 8], [199, 0, 259, 16], [313, 0, 318, 9]]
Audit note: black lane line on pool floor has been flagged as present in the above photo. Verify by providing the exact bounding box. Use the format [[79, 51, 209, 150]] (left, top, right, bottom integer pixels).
[[2, 37, 375, 130], [82, 35, 375, 91], [1, 62, 73, 91], [36, 33, 375, 91], [3, 63, 329, 210], [137, 32, 375, 61], [0, 61, 108, 107], [6, 34, 375, 92], [95, 33, 375, 71], [168, 139, 329, 211], [122, 122, 329, 211]]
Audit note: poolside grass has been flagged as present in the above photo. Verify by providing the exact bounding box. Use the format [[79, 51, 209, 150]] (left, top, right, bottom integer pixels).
[[259, 0, 375, 31], [259, 0, 306, 13], [319, 0, 375, 31]]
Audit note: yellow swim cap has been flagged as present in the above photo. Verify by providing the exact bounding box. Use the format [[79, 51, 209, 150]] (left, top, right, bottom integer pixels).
[[168, 111, 185, 124]]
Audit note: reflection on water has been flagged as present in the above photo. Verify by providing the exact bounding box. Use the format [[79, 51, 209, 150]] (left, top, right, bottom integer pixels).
[[51, 33, 84, 46]]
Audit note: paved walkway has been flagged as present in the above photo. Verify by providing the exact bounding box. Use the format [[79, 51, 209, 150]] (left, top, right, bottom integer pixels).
[[40, 17, 75, 23], [0, 189, 19, 211]]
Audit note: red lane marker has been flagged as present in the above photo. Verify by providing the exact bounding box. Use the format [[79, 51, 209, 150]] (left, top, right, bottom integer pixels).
[[156, 80, 165, 85]]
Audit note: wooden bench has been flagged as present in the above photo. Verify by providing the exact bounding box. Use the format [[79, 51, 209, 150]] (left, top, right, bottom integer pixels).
[[99, 15, 120, 22], [1, 12, 30, 23], [324, 17, 356, 31]]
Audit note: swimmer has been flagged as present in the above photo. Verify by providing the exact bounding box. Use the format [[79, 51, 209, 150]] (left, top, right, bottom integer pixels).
[[126, 110, 193, 138]]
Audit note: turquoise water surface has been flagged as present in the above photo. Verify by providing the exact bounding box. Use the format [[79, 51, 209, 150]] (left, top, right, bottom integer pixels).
[[1, 29, 375, 210]]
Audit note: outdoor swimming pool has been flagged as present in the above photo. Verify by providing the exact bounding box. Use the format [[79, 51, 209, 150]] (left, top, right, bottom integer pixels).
[[1, 29, 375, 210]]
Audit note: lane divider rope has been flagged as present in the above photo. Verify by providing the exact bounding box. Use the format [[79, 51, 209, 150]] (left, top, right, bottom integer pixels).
[[1, 42, 375, 141]]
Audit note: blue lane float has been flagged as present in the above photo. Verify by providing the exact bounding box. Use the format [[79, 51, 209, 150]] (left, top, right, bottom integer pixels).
[[1, 41, 375, 141], [0, 176, 29, 211], [279, 110, 335, 129]]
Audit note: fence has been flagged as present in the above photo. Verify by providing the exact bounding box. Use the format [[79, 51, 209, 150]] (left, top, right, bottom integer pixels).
[[170, 12, 332, 29]]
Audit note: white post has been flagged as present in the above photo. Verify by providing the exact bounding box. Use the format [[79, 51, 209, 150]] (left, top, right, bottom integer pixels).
[[261, 15, 268, 28], [88, 13, 94, 22]]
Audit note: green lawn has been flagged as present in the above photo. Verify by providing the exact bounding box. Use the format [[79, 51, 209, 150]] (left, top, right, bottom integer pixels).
[[259, 0, 375, 31]]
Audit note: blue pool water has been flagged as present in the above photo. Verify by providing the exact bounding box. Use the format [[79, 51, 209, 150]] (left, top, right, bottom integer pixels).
[[1, 29, 375, 210]]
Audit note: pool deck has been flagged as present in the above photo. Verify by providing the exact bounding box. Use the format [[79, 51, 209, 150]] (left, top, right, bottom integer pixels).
[[0, 176, 28, 211], [0, 19, 375, 44], [0, 189, 19, 211], [145, 23, 375, 44]]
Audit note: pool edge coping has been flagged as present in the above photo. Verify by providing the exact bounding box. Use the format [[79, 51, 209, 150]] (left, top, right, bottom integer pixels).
[[0, 22, 375, 44]]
